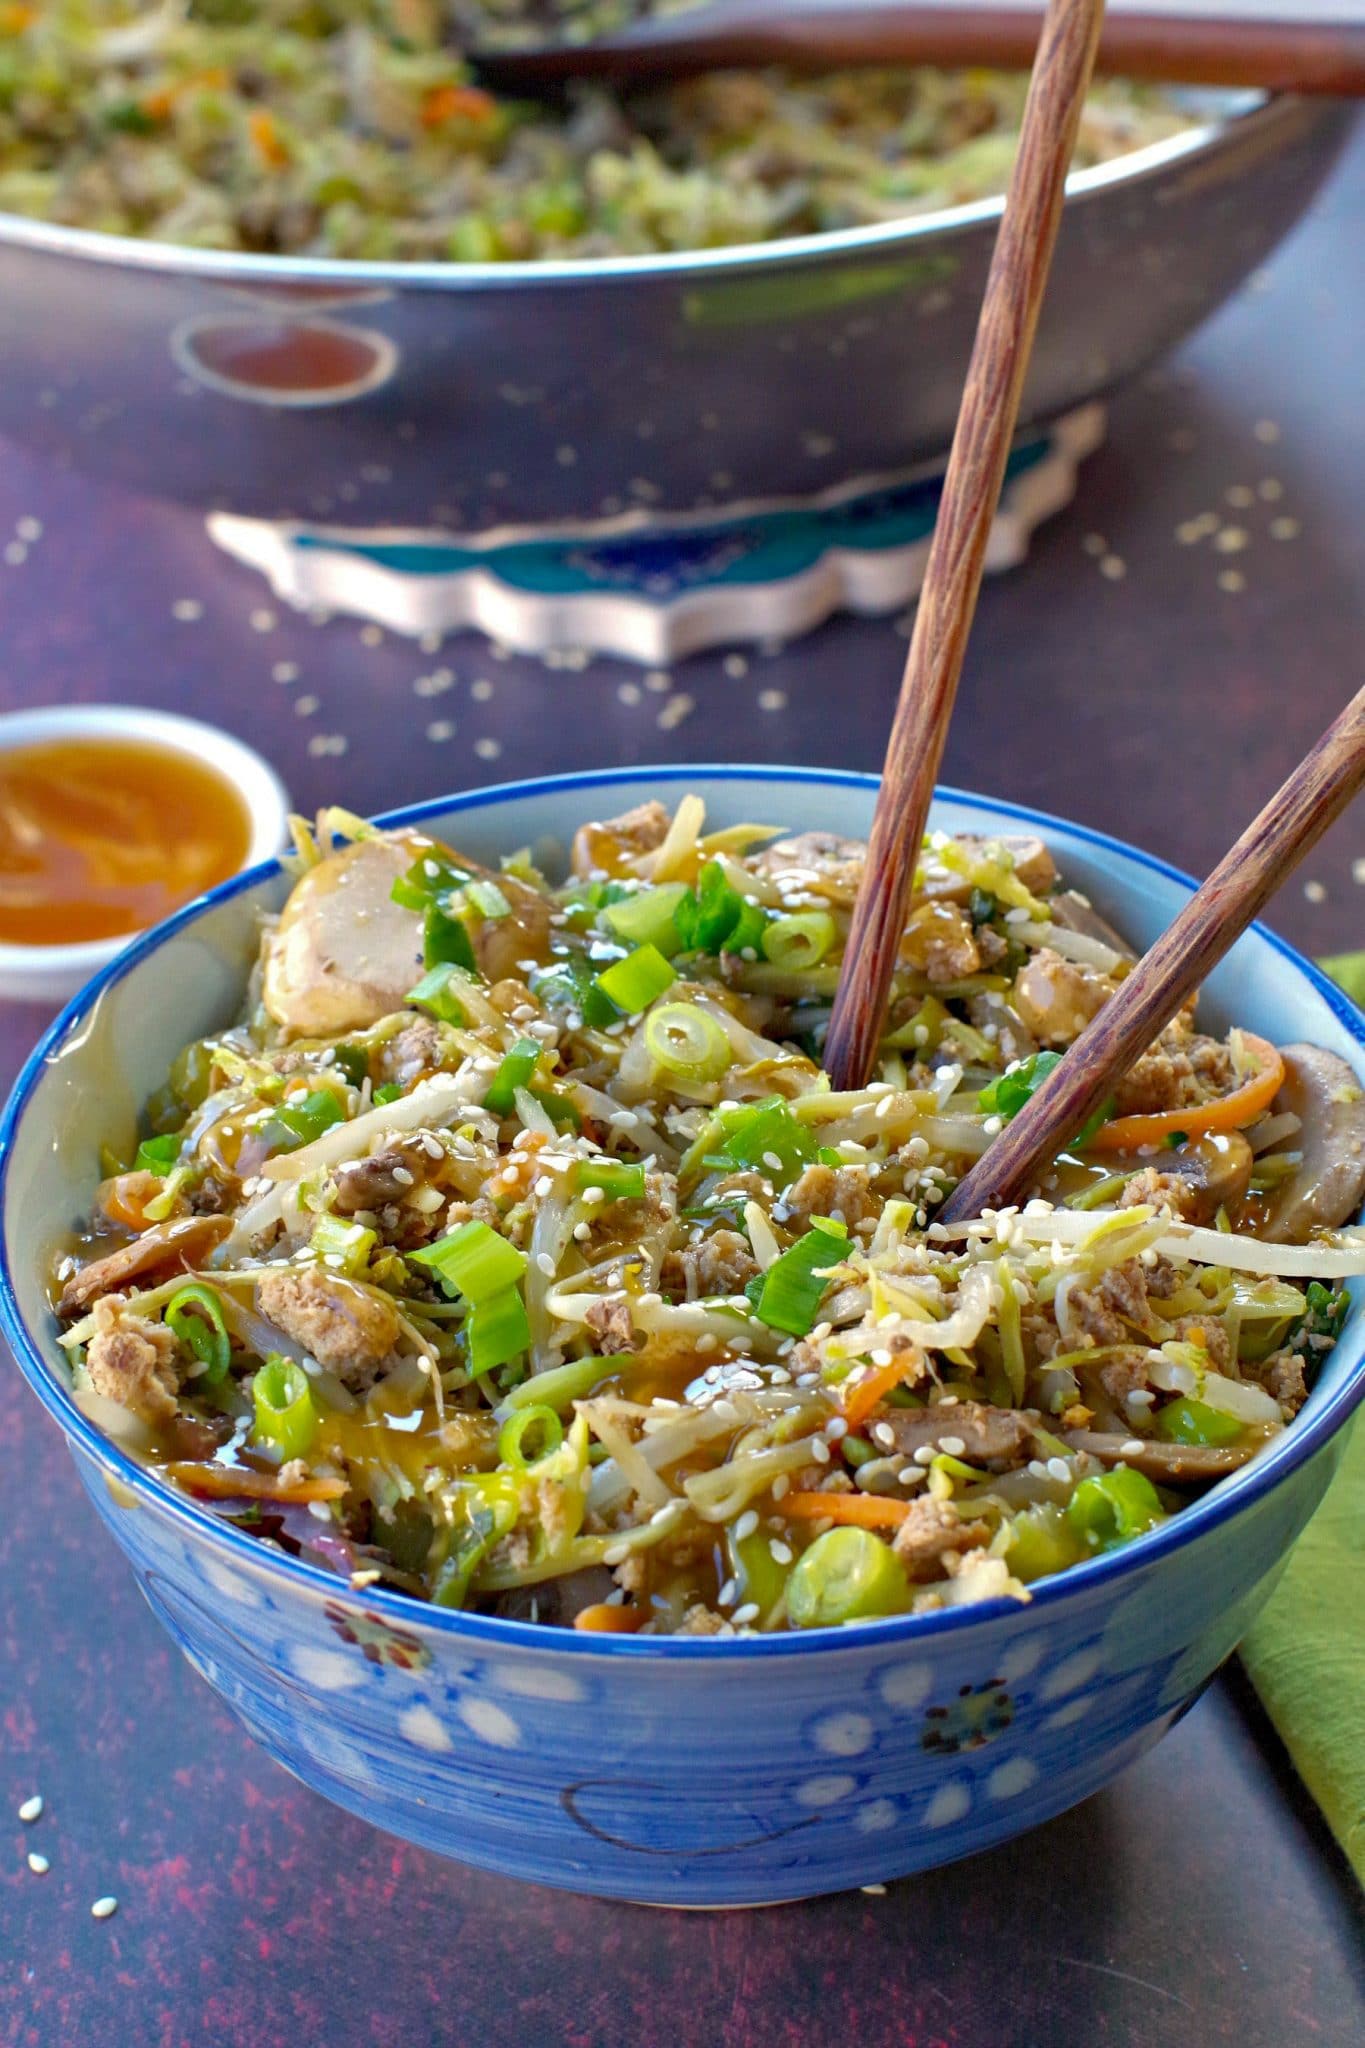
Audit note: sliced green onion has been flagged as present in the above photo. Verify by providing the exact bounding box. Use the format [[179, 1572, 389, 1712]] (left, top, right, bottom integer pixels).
[[134, 1133, 181, 1176], [431, 1477, 520, 1608], [262, 1088, 344, 1155], [726, 1526, 788, 1625], [978, 1051, 1062, 1120], [165, 1283, 231, 1386], [576, 1158, 646, 1202], [423, 901, 477, 973], [718, 1096, 818, 1184], [602, 881, 689, 956], [407, 964, 473, 1025], [595, 944, 676, 1015], [464, 878, 511, 921], [1005, 1502, 1085, 1582], [498, 1403, 564, 1467], [311, 1213, 377, 1279], [1066, 1467, 1165, 1554], [390, 852, 472, 912], [467, 1286, 530, 1379], [528, 1085, 580, 1131], [499, 1353, 625, 1414], [1153, 1397, 1244, 1447], [332, 1044, 369, 1088], [531, 954, 622, 1032], [761, 911, 836, 972], [251, 1354, 318, 1462], [673, 861, 760, 956], [643, 1002, 730, 1083], [484, 1038, 543, 1118], [409, 1219, 527, 1302], [748, 1216, 849, 1337], [372, 1081, 404, 1106], [726, 899, 771, 955], [786, 1526, 910, 1628]]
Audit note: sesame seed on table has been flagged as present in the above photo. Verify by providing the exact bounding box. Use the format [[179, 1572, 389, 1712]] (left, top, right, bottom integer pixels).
[[1, 128, 1363, 2048]]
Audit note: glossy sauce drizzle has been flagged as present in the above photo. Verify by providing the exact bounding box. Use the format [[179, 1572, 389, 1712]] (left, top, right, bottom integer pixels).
[[0, 737, 252, 946]]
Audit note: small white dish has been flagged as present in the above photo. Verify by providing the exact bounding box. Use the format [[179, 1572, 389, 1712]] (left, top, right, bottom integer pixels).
[[0, 704, 289, 1004]]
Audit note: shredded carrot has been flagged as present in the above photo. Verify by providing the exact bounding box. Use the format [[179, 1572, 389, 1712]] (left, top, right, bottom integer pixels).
[[840, 1357, 911, 1432], [141, 87, 176, 123], [1089, 1033, 1285, 1153], [783, 1491, 911, 1530], [248, 109, 291, 169], [573, 1602, 645, 1634], [0, 5, 36, 34], [163, 1462, 346, 1505], [421, 83, 497, 129]]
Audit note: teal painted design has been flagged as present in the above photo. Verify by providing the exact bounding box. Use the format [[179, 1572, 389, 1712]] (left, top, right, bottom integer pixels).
[[292, 439, 1051, 600]]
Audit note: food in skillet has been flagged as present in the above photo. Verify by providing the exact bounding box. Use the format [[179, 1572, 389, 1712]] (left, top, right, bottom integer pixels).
[[54, 799, 1365, 1633], [0, 4, 1189, 260]]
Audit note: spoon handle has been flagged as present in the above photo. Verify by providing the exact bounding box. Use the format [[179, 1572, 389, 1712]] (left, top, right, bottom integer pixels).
[[473, 1, 1365, 96]]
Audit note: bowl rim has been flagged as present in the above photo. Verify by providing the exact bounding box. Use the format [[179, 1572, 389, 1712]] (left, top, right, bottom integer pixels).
[[0, 89, 1268, 292], [3, 761, 1363, 1661], [0, 704, 290, 978]]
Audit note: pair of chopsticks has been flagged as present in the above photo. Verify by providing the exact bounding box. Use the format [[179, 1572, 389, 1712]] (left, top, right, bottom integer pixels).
[[825, 0, 1365, 1219]]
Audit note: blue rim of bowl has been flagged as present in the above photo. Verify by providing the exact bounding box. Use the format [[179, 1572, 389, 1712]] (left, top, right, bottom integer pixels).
[[2, 763, 1363, 1660], [0, 92, 1268, 290]]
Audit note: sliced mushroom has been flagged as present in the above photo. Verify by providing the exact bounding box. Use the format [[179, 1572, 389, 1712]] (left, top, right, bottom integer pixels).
[[1116, 1132, 1254, 1226], [262, 832, 551, 1038], [263, 836, 423, 1038], [58, 1214, 232, 1316], [1064, 1428, 1256, 1487], [1049, 889, 1136, 962], [1260, 1043, 1365, 1244]]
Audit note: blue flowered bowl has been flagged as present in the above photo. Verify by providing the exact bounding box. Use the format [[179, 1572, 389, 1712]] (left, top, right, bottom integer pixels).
[[3, 767, 1363, 1907]]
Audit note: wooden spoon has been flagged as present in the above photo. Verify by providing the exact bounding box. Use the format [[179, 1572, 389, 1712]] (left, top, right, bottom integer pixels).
[[470, 0, 1365, 96], [822, 0, 1107, 1092], [940, 683, 1365, 1222]]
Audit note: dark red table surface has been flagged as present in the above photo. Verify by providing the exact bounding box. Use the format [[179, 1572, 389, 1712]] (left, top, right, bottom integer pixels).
[[2, 125, 1364, 2048]]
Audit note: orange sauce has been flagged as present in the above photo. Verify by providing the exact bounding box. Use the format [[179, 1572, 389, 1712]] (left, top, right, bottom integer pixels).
[[0, 737, 252, 946]]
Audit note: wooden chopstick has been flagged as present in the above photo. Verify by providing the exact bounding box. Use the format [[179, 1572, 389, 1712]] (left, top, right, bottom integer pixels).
[[940, 683, 1365, 1222], [822, 0, 1106, 1094]]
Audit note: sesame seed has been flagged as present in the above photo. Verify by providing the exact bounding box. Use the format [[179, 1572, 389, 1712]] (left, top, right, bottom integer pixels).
[[1098, 553, 1126, 581], [1303, 879, 1327, 904], [811, 1439, 832, 1464], [732, 1603, 760, 1627], [938, 1435, 966, 1457], [28, 1853, 49, 1875], [717, 1578, 738, 1607], [872, 1422, 897, 1450], [1120, 1439, 1145, 1457], [18, 1795, 43, 1823], [573, 1221, 592, 1241], [91, 1896, 118, 1920], [1047, 1456, 1072, 1483], [536, 1253, 556, 1276], [772, 1474, 790, 1501], [913, 1445, 936, 1466], [769, 1538, 793, 1565], [603, 1544, 630, 1566], [734, 1509, 760, 1542], [824, 1416, 848, 1441], [861, 1883, 887, 1897]]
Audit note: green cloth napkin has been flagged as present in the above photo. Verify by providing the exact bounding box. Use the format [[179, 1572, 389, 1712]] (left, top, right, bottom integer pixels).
[[1238, 950, 1365, 1885]]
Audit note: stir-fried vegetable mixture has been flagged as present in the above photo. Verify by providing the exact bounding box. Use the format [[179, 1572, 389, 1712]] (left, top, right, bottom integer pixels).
[[0, 3, 1190, 259], [54, 798, 1365, 1633]]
